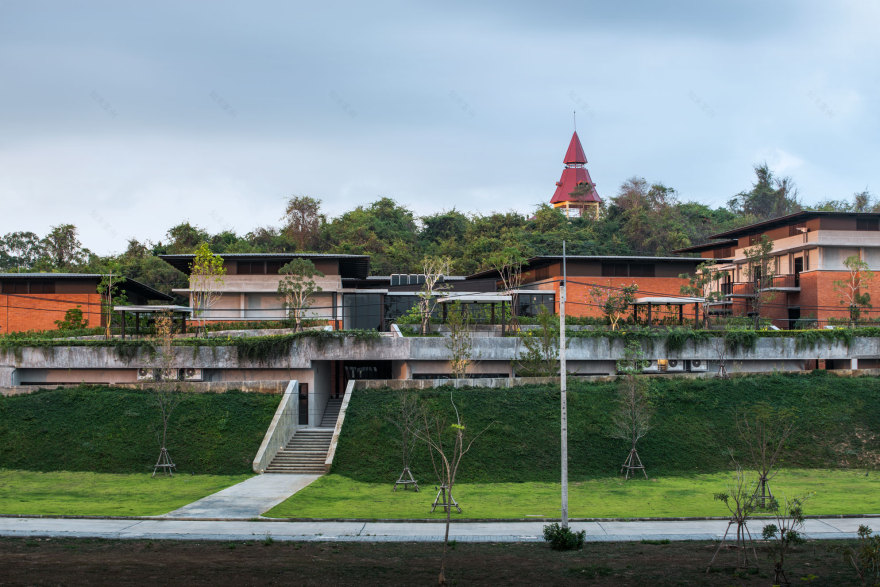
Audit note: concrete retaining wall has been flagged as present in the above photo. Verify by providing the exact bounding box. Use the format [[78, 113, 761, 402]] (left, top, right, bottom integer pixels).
[[0, 379, 288, 398], [2, 335, 878, 382], [252, 380, 299, 474]]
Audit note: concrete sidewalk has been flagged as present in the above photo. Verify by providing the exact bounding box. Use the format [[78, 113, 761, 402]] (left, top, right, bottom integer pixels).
[[0, 516, 874, 543], [163, 474, 320, 519]]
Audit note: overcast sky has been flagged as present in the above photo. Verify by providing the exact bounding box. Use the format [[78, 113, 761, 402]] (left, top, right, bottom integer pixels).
[[1, 1, 878, 254]]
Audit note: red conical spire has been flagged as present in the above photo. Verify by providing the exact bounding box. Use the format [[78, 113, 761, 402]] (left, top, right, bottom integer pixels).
[[550, 131, 601, 206], [563, 131, 587, 165]]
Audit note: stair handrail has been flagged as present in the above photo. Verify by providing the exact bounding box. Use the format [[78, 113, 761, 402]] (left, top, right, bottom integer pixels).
[[324, 379, 355, 473], [252, 380, 299, 473]]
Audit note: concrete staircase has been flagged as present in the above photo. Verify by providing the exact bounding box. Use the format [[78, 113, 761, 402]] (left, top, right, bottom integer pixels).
[[264, 399, 343, 474], [320, 397, 343, 428], [265, 429, 333, 474]]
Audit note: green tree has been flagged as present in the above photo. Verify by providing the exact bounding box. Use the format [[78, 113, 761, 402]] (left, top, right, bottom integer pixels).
[[277, 258, 324, 331], [590, 283, 638, 330], [833, 255, 874, 325], [117, 239, 188, 298], [321, 197, 420, 274], [812, 189, 879, 213], [728, 163, 801, 221], [282, 195, 323, 251], [42, 224, 86, 269], [762, 496, 807, 587], [165, 222, 210, 254], [0, 231, 44, 272], [606, 178, 691, 255], [190, 243, 226, 334], [419, 209, 470, 262]]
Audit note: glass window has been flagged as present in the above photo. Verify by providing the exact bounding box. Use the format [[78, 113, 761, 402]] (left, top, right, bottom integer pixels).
[[343, 293, 383, 331]]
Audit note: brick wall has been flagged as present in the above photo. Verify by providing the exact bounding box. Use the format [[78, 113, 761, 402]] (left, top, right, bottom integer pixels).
[[0, 293, 103, 333], [722, 270, 880, 326], [810, 271, 880, 323], [534, 276, 691, 319]]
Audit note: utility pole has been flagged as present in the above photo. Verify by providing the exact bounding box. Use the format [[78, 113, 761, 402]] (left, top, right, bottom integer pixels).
[[560, 241, 568, 528]]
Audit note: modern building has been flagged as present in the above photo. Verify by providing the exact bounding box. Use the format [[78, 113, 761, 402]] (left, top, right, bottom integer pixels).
[[0, 273, 172, 333], [159, 253, 370, 329], [159, 253, 506, 331], [471, 255, 714, 323], [675, 211, 880, 327], [550, 131, 602, 219]]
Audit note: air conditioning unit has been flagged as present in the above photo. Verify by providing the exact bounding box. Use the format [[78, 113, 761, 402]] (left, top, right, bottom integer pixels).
[[181, 368, 203, 381], [666, 359, 685, 372], [159, 368, 179, 382], [688, 359, 708, 372], [136, 368, 155, 381], [641, 360, 661, 373]]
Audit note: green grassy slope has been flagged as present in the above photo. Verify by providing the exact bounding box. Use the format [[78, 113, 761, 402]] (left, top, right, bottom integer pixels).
[[0, 387, 278, 474], [331, 373, 880, 483]]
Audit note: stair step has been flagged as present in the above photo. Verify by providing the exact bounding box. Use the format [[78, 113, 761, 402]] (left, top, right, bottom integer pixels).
[[266, 425, 337, 474]]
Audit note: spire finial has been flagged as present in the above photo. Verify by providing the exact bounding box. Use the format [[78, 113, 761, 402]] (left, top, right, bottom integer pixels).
[[573, 110, 577, 132]]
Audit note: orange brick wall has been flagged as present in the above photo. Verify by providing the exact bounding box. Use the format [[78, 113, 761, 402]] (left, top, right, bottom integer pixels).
[[723, 271, 880, 326], [0, 293, 103, 333], [533, 277, 691, 319], [804, 271, 880, 323]]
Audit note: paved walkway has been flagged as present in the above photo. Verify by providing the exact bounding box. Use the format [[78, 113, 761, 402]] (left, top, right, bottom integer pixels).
[[0, 516, 874, 543], [163, 474, 320, 519]]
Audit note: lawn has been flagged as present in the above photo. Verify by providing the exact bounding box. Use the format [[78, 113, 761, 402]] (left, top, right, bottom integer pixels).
[[0, 470, 251, 516], [264, 469, 880, 519]]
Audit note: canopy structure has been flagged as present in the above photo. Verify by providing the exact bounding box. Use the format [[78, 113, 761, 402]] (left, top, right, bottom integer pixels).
[[631, 297, 705, 325], [436, 292, 514, 332], [113, 305, 193, 338]]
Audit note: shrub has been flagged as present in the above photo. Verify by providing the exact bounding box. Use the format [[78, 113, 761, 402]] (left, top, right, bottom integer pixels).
[[844, 525, 880, 585], [543, 523, 586, 551], [54, 307, 88, 331]]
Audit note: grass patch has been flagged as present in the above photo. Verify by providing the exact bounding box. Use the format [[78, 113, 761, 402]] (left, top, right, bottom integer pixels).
[[264, 469, 880, 519], [332, 373, 880, 482], [0, 387, 278, 474], [0, 470, 249, 516]]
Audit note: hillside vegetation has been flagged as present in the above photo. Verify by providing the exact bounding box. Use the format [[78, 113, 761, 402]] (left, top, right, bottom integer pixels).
[[0, 387, 278, 474], [331, 373, 880, 483]]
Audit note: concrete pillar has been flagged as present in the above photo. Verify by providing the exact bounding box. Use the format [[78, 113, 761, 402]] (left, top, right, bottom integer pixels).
[[0, 367, 16, 387], [851, 358, 859, 370], [310, 362, 331, 427]]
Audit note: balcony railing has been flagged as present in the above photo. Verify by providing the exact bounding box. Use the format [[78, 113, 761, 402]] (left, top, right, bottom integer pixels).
[[726, 274, 800, 297]]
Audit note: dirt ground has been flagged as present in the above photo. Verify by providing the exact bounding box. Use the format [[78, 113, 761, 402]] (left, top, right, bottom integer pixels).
[[0, 537, 864, 586]]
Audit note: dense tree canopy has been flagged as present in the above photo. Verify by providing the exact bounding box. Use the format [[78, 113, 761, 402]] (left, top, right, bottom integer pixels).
[[1, 163, 866, 296], [727, 163, 801, 222]]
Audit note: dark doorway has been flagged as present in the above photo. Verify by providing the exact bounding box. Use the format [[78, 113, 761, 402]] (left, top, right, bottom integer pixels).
[[298, 382, 309, 425], [340, 360, 392, 393], [787, 308, 800, 330], [793, 257, 803, 287]]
